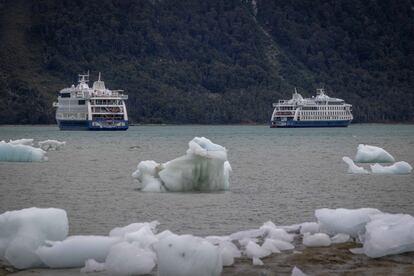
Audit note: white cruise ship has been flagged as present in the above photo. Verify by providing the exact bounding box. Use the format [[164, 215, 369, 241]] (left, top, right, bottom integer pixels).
[[53, 72, 128, 130], [270, 88, 353, 128]]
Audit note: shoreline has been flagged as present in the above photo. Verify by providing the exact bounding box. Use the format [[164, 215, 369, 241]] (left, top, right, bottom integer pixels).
[[1, 122, 414, 127], [3, 242, 414, 275]]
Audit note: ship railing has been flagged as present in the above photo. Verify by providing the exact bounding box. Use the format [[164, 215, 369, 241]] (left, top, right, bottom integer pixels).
[[91, 93, 128, 99]]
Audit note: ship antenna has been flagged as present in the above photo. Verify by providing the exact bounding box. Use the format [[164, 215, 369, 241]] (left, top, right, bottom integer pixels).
[[98, 72, 101, 81], [294, 87, 298, 94]]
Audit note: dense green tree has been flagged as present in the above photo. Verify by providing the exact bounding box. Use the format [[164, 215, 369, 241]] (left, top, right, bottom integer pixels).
[[0, 0, 412, 124]]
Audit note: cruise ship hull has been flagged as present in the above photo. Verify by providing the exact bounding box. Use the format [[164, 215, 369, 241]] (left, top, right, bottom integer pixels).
[[270, 120, 351, 128], [57, 120, 128, 130]]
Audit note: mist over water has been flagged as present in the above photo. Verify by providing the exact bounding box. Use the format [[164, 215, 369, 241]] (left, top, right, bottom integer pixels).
[[0, 124, 413, 237]]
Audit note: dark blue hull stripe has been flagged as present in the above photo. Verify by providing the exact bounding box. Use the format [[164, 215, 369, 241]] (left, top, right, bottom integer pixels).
[[57, 120, 128, 130], [271, 120, 351, 128]]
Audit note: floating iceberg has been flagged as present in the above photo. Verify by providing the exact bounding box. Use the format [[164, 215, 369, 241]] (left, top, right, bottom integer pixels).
[[342, 156, 369, 174], [8, 138, 34, 146], [0, 141, 47, 162], [0, 208, 68, 269], [132, 137, 231, 192], [315, 208, 382, 238], [354, 144, 395, 163], [302, 233, 331, 247], [156, 234, 222, 276], [362, 213, 414, 258], [370, 161, 412, 175], [38, 140, 66, 151], [36, 236, 120, 268]]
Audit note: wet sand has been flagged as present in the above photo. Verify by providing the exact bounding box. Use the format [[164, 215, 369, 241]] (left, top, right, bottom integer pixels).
[[3, 242, 414, 275]]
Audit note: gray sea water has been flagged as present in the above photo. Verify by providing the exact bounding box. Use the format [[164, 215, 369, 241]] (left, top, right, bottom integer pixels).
[[0, 124, 413, 237]]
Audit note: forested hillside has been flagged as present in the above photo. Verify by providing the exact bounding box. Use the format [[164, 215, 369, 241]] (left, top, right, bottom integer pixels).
[[0, 0, 413, 124]]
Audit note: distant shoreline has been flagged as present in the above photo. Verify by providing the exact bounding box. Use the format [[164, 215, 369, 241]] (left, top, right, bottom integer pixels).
[[0, 122, 413, 127]]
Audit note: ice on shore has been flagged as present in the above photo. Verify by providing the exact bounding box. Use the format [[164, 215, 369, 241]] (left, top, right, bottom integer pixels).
[[354, 144, 395, 163], [105, 242, 156, 275], [291, 266, 308, 276], [331, 233, 351, 244], [0, 208, 68, 269], [300, 222, 320, 234], [303, 233, 331, 247], [229, 229, 265, 241], [261, 239, 281, 253], [8, 138, 34, 146], [342, 156, 369, 174], [245, 240, 271, 259], [109, 221, 159, 238], [5, 206, 414, 272], [263, 238, 294, 251], [132, 137, 231, 192], [0, 141, 47, 162], [36, 236, 120, 268], [156, 234, 222, 276], [315, 208, 382, 238], [205, 237, 240, 266], [362, 213, 414, 258], [38, 140, 66, 151], [80, 259, 105, 273], [370, 161, 412, 175]]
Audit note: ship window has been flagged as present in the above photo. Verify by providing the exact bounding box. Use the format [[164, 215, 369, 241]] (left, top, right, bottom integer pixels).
[[61, 93, 70, 98], [78, 100, 85, 105]]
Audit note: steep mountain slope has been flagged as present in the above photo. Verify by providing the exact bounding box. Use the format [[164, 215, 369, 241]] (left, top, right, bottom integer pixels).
[[0, 0, 413, 124]]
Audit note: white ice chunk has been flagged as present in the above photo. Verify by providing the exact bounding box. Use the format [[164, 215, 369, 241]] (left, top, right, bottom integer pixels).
[[354, 144, 395, 163], [105, 242, 156, 275], [299, 222, 320, 234], [261, 239, 281, 254], [205, 235, 230, 245], [36, 236, 120, 268], [342, 156, 369, 174], [156, 234, 222, 276], [80, 259, 105, 273], [109, 221, 159, 238], [124, 225, 158, 250], [291, 266, 308, 276], [280, 224, 302, 233], [156, 230, 175, 241], [132, 137, 231, 192], [370, 161, 412, 175], [8, 138, 34, 146], [0, 208, 68, 269], [204, 236, 239, 266], [315, 208, 382, 238], [38, 140, 66, 151], [266, 228, 294, 242], [217, 241, 240, 266], [349, 247, 364, 254], [229, 229, 265, 241], [0, 142, 47, 162], [303, 233, 332, 247], [252, 257, 264, 266], [131, 161, 165, 192], [263, 239, 294, 251], [363, 213, 414, 258], [331, 233, 351, 244], [245, 240, 271, 259]]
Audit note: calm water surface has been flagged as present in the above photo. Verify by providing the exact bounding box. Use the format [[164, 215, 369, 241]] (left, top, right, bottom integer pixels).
[[0, 124, 413, 236]]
